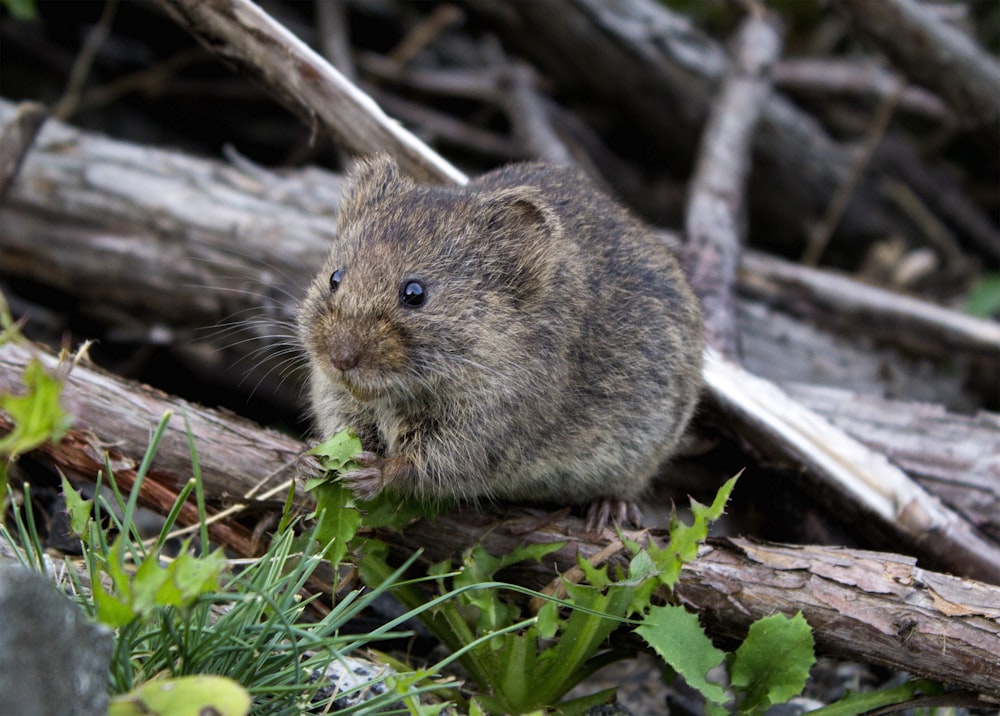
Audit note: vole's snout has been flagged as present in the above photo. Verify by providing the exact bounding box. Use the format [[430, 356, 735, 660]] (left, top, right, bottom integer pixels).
[[330, 343, 362, 372]]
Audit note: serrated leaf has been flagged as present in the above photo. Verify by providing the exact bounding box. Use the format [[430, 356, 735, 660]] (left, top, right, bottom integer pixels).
[[311, 480, 361, 565], [307, 429, 363, 474], [575, 551, 614, 589], [649, 474, 740, 589], [0, 358, 73, 459], [731, 611, 815, 713], [94, 582, 137, 628], [60, 474, 92, 537], [109, 675, 250, 716], [636, 604, 728, 707]]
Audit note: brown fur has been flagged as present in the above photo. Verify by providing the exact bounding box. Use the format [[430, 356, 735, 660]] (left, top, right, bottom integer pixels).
[[297, 155, 703, 516]]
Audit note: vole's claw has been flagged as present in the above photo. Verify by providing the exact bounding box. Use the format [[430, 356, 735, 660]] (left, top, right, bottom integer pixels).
[[584, 498, 643, 533], [342, 451, 385, 501]]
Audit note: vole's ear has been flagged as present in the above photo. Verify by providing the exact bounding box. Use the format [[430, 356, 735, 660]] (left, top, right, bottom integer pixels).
[[338, 154, 411, 224], [476, 186, 564, 308]]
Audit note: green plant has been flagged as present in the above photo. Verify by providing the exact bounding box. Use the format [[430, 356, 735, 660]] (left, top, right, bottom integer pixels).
[[309, 433, 821, 714], [1, 414, 454, 715]]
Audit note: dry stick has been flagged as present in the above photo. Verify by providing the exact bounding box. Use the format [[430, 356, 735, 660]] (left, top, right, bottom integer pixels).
[[704, 348, 1000, 583], [838, 0, 1000, 129], [684, 11, 781, 357], [502, 63, 578, 166], [314, 0, 356, 83], [1, 340, 999, 697], [0, 341, 308, 556], [0, 102, 47, 202], [772, 58, 950, 121], [153, 0, 467, 185], [52, 0, 119, 120], [467, 0, 916, 248], [802, 78, 903, 266], [739, 249, 1000, 359], [385, 4, 465, 67]]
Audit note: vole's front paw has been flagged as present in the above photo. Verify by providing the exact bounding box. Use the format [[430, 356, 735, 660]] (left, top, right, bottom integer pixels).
[[584, 498, 643, 533], [341, 452, 411, 501], [341, 451, 387, 501]]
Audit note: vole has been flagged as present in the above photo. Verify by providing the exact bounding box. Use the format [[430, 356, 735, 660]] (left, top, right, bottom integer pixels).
[[297, 155, 702, 528]]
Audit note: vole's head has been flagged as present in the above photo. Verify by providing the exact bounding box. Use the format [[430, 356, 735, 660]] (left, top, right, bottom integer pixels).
[[298, 155, 567, 405]]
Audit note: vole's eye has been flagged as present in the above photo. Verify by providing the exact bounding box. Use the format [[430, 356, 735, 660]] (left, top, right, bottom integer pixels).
[[399, 279, 427, 308], [329, 268, 345, 293]]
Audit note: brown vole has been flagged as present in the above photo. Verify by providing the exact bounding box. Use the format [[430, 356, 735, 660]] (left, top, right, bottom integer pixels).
[[297, 155, 702, 527]]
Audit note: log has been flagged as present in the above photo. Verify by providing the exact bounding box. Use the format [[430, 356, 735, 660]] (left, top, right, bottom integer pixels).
[[1, 338, 998, 699]]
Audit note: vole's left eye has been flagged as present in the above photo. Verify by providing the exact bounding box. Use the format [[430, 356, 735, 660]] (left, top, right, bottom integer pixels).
[[399, 279, 426, 308], [329, 268, 345, 293]]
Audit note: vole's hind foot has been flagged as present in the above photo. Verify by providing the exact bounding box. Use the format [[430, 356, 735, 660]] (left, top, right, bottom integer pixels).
[[584, 497, 643, 533]]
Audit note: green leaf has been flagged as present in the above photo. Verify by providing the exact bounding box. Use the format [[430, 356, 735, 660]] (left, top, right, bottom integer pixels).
[[805, 679, 944, 716], [636, 604, 728, 707], [108, 675, 250, 716], [60, 474, 93, 537], [536, 598, 559, 639], [648, 474, 739, 589], [455, 542, 563, 635], [94, 536, 226, 626], [0, 358, 73, 459], [553, 687, 618, 715], [731, 612, 815, 713], [532, 582, 631, 705], [307, 428, 363, 475], [310, 479, 361, 565]]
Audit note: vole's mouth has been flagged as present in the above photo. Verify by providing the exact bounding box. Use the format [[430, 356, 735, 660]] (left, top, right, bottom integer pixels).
[[338, 371, 381, 402]]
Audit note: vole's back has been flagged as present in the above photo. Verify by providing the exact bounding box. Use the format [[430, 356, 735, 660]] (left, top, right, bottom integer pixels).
[[298, 156, 702, 511]]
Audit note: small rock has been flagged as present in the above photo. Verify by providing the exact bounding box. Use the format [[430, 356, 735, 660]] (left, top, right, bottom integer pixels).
[[0, 561, 113, 716]]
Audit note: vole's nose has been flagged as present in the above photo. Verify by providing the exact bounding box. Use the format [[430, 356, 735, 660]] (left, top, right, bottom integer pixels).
[[330, 345, 361, 371]]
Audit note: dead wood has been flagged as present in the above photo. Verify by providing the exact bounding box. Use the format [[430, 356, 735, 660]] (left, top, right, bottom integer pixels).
[[0, 341, 307, 556], [1, 337, 999, 699], [464, 0, 923, 252], [837, 0, 1000, 131], [788, 384, 1000, 543], [152, 0, 466, 186], [0, 101, 46, 202], [685, 11, 781, 357]]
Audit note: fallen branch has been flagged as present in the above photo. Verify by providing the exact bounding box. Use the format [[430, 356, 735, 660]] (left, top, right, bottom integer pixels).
[[838, 0, 1000, 130], [153, 0, 466, 185], [685, 9, 782, 356]]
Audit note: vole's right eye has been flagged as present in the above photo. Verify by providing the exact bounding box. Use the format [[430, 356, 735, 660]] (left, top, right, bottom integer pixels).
[[329, 268, 345, 293]]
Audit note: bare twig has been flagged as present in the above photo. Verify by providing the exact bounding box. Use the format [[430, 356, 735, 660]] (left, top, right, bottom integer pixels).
[[704, 348, 1000, 584], [53, 0, 119, 120], [315, 0, 356, 82], [802, 77, 904, 266], [773, 58, 951, 121]]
